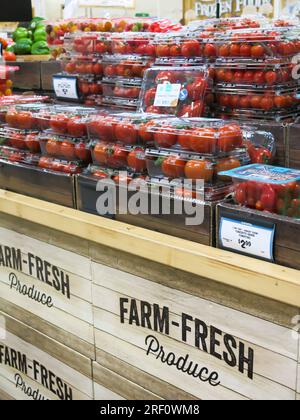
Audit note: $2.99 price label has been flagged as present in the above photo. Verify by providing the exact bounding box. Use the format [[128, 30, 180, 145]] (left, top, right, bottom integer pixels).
[[219, 217, 275, 261]]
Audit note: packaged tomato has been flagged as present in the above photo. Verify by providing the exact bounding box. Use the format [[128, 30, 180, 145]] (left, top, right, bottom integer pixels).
[[91, 142, 147, 173], [146, 118, 248, 155], [5, 103, 52, 130], [39, 131, 92, 163], [219, 164, 300, 217], [102, 78, 141, 100], [145, 148, 250, 187], [87, 113, 162, 145], [102, 55, 154, 80], [187, 17, 266, 32], [78, 76, 103, 97], [215, 28, 300, 59], [0, 127, 41, 153], [61, 55, 104, 77], [153, 32, 217, 59], [0, 145, 40, 167], [216, 87, 300, 114], [35, 105, 97, 136], [111, 33, 156, 56], [64, 32, 112, 55], [215, 59, 296, 88], [243, 129, 276, 164], [38, 156, 83, 175], [140, 66, 209, 117]]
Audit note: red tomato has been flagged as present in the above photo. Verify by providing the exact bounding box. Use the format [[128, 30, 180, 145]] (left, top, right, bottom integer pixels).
[[50, 115, 69, 135], [114, 122, 138, 145], [251, 45, 265, 58], [25, 134, 40, 153], [239, 96, 251, 108], [67, 117, 87, 137], [253, 71, 265, 85], [218, 44, 230, 57], [230, 44, 240, 57], [127, 148, 147, 172], [181, 40, 201, 57], [218, 124, 243, 152], [9, 152, 23, 163], [235, 183, 247, 204], [138, 121, 154, 144], [204, 43, 217, 57], [60, 141, 76, 160], [16, 112, 34, 130], [233, 71, 244, 84], [92, 63, 103, 75], [260, 96, 274, 111], [170, 44, 182, 57], [93, 142, 108, 165], [265, 71, 277, 85], [104, 65, 116, 77], [274, 96, 287, 108], [161, 156, 186, 178], [88, 118, 115, 141], [3, 51, 16, 62], [155, 71, 177, 84], [216, 69, 226, 82], [38, 157, 52, 170], [243, 71, 254, 83], [10, 133, 26, 149], [218, 95, 231, 107], [144, 88, 157, 107], [260, 185, 276, 212], [156, 44, 171, 57], [185, 160, 213, 182], [6, 109, 19, 127], [75, 142, 91, 162], [46, 139, 60, 157], [224, 70, 234, 83], [189, 128, 217, 154], [154, 131, 177, 148], [250, 95, 262, 109], [106, 146, 129, 169], [240, 44, 251, 57], [216, 158, 241, 181], [229, 95, 240, 108], [92, 170, 109, 179]]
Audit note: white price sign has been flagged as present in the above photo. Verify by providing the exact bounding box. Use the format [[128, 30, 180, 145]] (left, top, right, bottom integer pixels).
[[53, 75, 79, 100], [219, 217, 275, 261], [154, 83, 182, 107]]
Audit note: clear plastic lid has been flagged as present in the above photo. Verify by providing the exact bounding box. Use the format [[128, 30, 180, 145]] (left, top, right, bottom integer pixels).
[[64, 32, 112, 55], [111, 32, 156, 56], [139, 66, 209, 117], [0, 127, 40, 152], [61, 56, 103, 76], [0, 145, 40, 166], [187, 17, 267, 32], [102, 80, 141, 100], [215, 107, 300, 122], [102, 55, 154, 79], [219, 163, 300, 184], [145, 147, 250, 186], [37, 156, 84, 175]]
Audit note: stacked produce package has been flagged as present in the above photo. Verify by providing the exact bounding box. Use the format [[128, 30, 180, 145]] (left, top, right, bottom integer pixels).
[[213, 27, 300, 121]]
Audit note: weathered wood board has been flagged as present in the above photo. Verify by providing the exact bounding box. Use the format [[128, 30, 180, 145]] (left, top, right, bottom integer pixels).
[[0, 227, 94, 359], [216, 202, 300, 271], [286, 123, 300, 169], [93, 362, 162, 400], [92, 262, 299, 400], [0, 312, 93, 400]]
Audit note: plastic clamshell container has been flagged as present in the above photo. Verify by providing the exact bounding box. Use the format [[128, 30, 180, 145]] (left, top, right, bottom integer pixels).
[[78, 76, 103, 96], [0, 127, 40, 152], [61, 55, 103, 76], [102, 78, 141, 99], [219, 164, 300, 217], [91, 142, 147, 173], [187, 17, 266, 32], [33, 105, 97, 136], [63, 32, 112, 55], [214, 107, 300, 122], [146, 117, 248, 156], [39, 131, 92, 163], [87, 113, 163, 145], [5, 103, 52, 130], [102, 96, 140, 110], [214, 59, 297, 87], [215, 28, 300, 59], [139, 66, 209, 117], [145, 148, 250, 186], [216, 87, 300, 111], [111, 32, 156, 56], [37, 156, 84, 175], [102, 55, 154, 79], [0, 145, 40, 166]]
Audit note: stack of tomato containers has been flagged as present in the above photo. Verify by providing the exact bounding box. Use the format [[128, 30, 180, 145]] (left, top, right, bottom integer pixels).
[[3, 104, 100, 176], [213, 27, 300, 122]]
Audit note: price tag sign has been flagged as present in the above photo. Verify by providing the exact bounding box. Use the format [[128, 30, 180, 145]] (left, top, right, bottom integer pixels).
[[219, 217, 275, 261], [154, 83, 182, 107], [53, 75, 80, 101]]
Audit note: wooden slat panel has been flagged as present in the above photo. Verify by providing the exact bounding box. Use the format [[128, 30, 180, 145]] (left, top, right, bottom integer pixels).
[[93, 363, 162, 400], [94, 382, 125, 401], [92, 264, 298, 361], [96, 348, 197, 400], [0, 190, 299, 307]]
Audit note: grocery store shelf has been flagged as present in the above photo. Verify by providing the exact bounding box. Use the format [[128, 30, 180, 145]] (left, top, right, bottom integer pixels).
[[0, 189, 299, 307]]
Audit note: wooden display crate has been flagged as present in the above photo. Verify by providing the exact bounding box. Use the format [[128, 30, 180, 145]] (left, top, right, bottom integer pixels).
[[0, 224, 94, 359], [92, 261, 299, 400], [76, 174, 216, 246], [0, 312, 93, 400], [216, 201, 300, 271], [0, 162, 76, 208]]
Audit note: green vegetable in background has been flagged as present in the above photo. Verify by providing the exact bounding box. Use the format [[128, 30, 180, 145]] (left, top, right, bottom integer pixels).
[[6, 44, 15, 53], [14, 39, 32, 55], [33, 28, 47, 42], [31, 40, 50, 55], [30, 17, 45, 31], [13, 27, 29, 42]]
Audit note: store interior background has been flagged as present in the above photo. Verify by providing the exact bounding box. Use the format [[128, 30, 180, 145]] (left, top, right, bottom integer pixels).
[[32, 0, 300, 23]]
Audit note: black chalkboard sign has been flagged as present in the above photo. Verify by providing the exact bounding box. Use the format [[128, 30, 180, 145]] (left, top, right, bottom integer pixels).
[[0, 0, 33, 22]]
